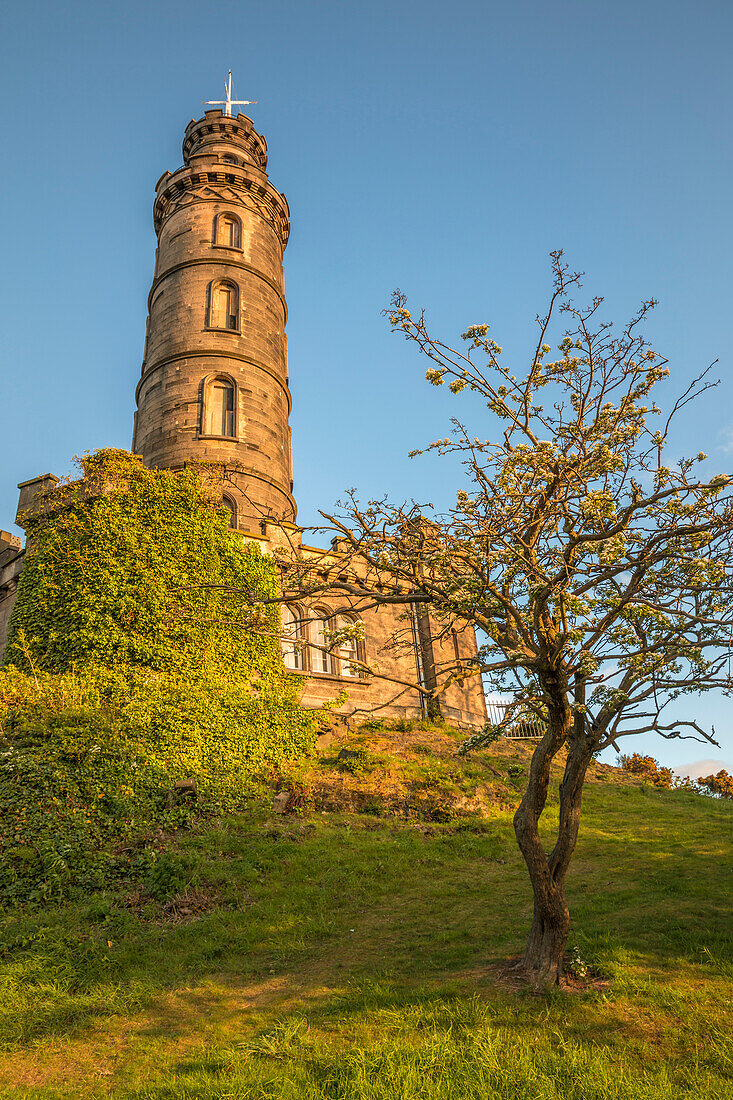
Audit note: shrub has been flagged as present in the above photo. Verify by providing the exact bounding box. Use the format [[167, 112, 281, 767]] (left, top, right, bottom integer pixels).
[[457, 723, 503, 756], [337, 749, 377, 777], [697, 769, 733, 799], [0, 451, 319, 905], [619, 754, 733, 800], [143, 851, 199, 901], [618, 753, 674, 789]]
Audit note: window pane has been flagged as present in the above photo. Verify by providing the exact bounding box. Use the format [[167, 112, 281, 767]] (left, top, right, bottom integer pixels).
[[222, 496, 236, 528], [211, 286, 222, 326], [206, 382, 234, 436], [310, 615, 331, 673], [213, 385, 227, 434], [281, 606, 301, 670], [226, 284, 237, 329], [337, 615, 359, 677], [211, 286, 224, 327], [224, 383, 234, 435], [211, 283, 238, 329]]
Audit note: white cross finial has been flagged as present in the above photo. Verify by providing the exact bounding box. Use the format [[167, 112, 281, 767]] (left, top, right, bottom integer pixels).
[[204, 71, 258, 118]]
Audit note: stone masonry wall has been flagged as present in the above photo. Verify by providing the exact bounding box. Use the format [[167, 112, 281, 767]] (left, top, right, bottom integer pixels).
[[133, 110, 296, 532], [0, 532, 23, 655]]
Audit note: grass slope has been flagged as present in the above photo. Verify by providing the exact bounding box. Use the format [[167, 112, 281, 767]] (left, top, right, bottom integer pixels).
[[0, 727, 731, 1098]]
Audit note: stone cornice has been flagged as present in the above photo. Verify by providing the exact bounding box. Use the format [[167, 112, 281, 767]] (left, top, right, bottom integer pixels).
[[136, 349, 293, 412], [147, 257, 288, 321], [154, 168, 290, 247], [169, 460, 296, 518]]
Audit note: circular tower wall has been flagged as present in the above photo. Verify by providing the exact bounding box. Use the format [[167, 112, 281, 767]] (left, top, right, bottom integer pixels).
[[133, 109, 296, 531]]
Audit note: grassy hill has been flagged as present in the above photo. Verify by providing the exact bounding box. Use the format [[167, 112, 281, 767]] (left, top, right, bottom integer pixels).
[[0, 723, 731, 1099]]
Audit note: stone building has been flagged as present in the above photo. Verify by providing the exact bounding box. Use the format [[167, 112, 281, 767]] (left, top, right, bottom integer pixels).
[[0, 530, 23, 653], [2, 100, 488, 730]]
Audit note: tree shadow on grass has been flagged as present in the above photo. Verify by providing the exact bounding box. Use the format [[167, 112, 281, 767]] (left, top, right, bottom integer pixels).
[[0, 787, 730, 1063]]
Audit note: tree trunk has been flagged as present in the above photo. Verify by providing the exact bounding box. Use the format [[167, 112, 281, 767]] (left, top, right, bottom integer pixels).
[[513, 699, 593, 988], [522, 888, 570, 986]]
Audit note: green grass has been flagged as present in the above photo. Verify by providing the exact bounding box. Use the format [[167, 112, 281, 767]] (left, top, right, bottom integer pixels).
[[0, 739, 731, 1098]]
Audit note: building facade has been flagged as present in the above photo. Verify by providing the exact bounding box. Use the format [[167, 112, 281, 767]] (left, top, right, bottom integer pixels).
[[129, 107, 487, 728], [3, 105, 488, 730], [0, 531, 23, 654]]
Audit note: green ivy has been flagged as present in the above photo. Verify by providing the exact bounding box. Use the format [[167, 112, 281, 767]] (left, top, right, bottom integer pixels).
[[0, 450, 319, 905], [5, 449, 283, 673]]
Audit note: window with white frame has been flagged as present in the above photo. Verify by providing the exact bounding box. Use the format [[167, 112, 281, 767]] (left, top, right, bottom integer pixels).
[[309, 610, 332, 674], [336, 614, 362, 677], [281, 605, 304, 670]]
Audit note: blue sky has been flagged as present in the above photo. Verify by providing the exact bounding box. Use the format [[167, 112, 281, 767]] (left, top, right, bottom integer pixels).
[[1, 0, 732, 771]]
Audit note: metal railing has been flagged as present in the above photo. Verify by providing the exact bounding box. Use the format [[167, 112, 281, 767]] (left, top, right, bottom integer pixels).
[[486, 695, 545, 740]]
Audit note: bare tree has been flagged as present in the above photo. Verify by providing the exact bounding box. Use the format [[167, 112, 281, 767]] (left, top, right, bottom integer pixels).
[[279, 252, 733, 986]]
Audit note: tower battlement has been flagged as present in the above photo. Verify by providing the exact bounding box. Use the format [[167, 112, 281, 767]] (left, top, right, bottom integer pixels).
[[183, 109, 269, 168]]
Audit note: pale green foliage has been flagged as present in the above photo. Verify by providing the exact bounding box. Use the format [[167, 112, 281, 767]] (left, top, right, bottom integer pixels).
[[286, 257, 733, 979], [375, 258, 733, 750]]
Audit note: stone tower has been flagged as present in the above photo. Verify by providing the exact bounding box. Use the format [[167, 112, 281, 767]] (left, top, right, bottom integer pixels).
[[1, 97, 489, 729], [132, 109, 296, 532]]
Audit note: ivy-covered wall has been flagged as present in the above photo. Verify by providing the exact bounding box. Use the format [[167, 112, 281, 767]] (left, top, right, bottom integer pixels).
[[5, 449, 281, 674], [0, 450, 318, 904]]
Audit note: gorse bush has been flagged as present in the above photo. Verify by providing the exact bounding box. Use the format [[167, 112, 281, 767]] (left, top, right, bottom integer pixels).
[[0, 451, 319, 905], [697, 769, 733, 799], [618, 753, 674, 789], [618, 753, 733, 800]]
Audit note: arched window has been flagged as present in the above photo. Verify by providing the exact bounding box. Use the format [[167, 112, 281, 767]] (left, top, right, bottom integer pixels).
[[222, 494, 237, 529], [309, 609, 332, 674], [207, 280, 239, 331], [281, 605, 304, 670], [214, 212, 242, 249], [221, 154, 238, 166], [203, 376, 236, 437], [334, 614, 363, 677]]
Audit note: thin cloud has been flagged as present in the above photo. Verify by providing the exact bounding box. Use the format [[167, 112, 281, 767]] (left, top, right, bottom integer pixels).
[[717, 427, 733, 454], [672, 758, 731, 779]]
